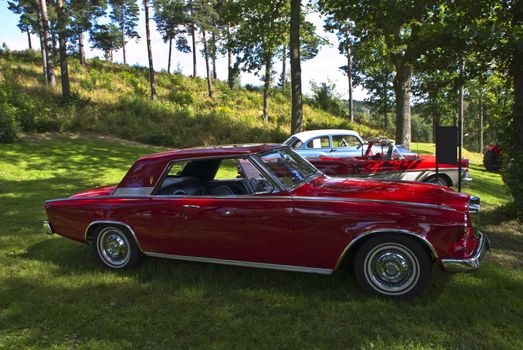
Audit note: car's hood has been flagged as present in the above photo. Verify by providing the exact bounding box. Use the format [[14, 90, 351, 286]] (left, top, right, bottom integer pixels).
[[293, 175, 470, 212]]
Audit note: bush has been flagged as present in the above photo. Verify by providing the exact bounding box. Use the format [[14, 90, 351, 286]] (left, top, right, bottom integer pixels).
[[0, 102, 20, 143]]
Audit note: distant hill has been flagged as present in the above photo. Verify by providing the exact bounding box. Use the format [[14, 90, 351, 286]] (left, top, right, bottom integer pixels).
[[0, 50, 387, 146]]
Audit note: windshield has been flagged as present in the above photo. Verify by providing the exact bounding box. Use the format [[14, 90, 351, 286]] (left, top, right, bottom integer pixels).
[[257, 148, 319, 188]]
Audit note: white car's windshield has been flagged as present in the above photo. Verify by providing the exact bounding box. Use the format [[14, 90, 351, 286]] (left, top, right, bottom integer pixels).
[[257, 148, 319, 188]]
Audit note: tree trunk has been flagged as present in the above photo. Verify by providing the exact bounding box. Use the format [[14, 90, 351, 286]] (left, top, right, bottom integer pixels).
[[393, 57, 412, 147], [144, 0, 157, 100], [262, 56, 272, 123], [79, 32, 86, 67], [479, 91, 484, 151], [56, 0, 70, 99], [27, 29, 32, 50], [121, 10, 126, 64], [383, 82, 388, 130], [458, 60, 465, 150], [432, 102, 439, 143], [34, 1, 47, 82], [290, 0, 303, 134], [345, 24, 353, 122], [280, 44, 287, 88], [202, 30, 213, 98], [39, 0, 56, 87], [167, 35, 173, 74], [211, 29, 217, 80], [38, 33, 47, 82], [51, 29, 57, 61], [190, 1, 197, 78], [227, 22, 234, 89], [510, 14, 523, 150]]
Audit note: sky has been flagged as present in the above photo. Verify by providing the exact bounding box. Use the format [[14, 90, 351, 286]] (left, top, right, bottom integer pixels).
[[0, 4, 367, 100]]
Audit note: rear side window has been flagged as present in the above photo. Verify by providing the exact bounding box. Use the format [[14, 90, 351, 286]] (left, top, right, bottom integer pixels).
[[214, 159, 241, 180], [306, 137, 330, 149], [283, 137, 303, 148]]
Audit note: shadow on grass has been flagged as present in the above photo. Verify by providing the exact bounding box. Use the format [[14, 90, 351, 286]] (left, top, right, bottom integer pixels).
[[4, 235, 521, 348]]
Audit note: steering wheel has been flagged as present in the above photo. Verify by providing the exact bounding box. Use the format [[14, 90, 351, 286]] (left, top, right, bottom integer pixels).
[[249, 178, 274, 193]]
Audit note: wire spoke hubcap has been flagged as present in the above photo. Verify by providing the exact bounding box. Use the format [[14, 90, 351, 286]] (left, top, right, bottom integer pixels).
[[365, 243, 420, 295], [99, 228, 130, 267]]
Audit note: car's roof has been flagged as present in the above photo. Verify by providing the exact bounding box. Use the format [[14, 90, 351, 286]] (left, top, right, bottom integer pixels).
[[290, 129, 361, 142], [137, 143, 282, 162]]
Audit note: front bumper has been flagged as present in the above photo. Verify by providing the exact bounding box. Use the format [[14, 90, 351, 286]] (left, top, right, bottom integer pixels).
[[441, 232, 490, 272], [43, 220, 54, 235], [461, 170, 472, 186]]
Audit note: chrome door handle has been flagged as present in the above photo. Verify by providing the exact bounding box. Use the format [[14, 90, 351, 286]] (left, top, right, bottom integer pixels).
[[183, 204, 200, 209]]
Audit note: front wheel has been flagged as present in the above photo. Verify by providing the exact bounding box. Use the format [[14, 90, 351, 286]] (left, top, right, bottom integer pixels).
[[354, 235, 432, 299], [93, 225, 142, 269]]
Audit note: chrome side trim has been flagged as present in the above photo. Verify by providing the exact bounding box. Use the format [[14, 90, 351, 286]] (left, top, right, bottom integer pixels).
[[84, 220, 144, 252], [45, 195, 295, 202], [441, 232, 490, 272], [292, 196, 453, 211], [45, 194, 455, 212], [144, 252, 333, 275], [334, 228, 438, 269], [112, 187, 154, 196]]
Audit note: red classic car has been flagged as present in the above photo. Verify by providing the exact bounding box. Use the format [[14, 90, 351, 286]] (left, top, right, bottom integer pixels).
[[304, 138, 471, 187], [44, 144, 489, 298], [483, 144, 502, 171]]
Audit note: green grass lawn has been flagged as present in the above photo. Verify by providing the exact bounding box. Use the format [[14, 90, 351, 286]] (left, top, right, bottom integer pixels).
[[1, 135, 522, 349]]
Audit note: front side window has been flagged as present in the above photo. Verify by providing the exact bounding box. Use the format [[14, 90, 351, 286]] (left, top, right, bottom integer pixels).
[[155, 157, 276, 196], [332, 135, 362, 149], [258, 149, 319, 188]]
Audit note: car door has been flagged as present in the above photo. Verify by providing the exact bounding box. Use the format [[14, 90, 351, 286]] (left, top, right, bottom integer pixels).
[[329, 134, 365, 158], [181, 158, 295, 266], [297, 136, 332, 158], [180, 196, 294, 265]]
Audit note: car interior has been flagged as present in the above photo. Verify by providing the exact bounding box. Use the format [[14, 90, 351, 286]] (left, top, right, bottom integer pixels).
[[155, 158, 273, 196]]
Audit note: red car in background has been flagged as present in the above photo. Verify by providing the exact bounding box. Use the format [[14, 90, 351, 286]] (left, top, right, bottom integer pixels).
[[44, 144, 488, 298], [306, 138, 471, 187], [483, 144, 502, 171]]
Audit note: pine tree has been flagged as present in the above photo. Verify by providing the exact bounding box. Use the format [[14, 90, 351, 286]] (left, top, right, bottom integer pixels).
[[109, 0, 140, 64], [153, 0, 190, 74]]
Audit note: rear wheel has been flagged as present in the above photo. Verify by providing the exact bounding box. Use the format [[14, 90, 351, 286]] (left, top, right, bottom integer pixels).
[[354, 235, 432, 299], [93, 225, 142, 269], [424, 175, 450, 187]]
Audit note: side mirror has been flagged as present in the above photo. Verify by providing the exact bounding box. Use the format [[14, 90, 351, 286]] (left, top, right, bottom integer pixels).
[[330, 148, 337, 152]]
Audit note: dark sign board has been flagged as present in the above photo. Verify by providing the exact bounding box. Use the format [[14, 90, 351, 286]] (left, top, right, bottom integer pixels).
[[436, 126, 458, 165]]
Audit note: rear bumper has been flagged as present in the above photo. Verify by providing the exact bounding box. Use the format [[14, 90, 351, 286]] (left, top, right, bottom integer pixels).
[[43, 220, 54, 235], [441, 232, 490, 272]]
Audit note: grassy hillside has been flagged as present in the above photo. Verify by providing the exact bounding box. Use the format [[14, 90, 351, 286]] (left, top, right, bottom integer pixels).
[[0, 50, 386, 146], [0, 134, 521, 349]]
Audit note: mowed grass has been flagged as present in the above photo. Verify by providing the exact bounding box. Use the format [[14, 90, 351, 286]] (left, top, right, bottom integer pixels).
[[1, 135, 522, 349]]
